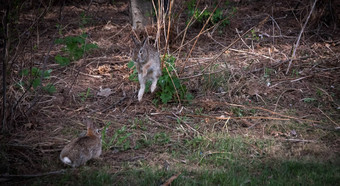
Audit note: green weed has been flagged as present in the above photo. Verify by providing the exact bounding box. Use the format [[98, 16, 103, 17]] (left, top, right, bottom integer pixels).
[[187, 0, 236, 28], [154, 132, 170, 145], [131, 117, 148, 131], [201, 64, 229, 92], [102, 124, 132, 151], [31, 158, 339, 186], [157, 54, 193, 104], [79, 12, 92, 27], [264, 67, 274, 78], [231, 107, 243, 117], [302, 97, 317, 103], [19, 67, 56, 94], [78, 88, 92, 102], [55, 33, 98, 66]]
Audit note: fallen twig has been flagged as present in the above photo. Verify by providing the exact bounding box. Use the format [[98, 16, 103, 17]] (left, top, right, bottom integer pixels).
[[197, 100, 323, 124], [202, 15, 269, 73], [146, 115, 174, 130], [286, 0, 318, 74], [2, 6, 9, 132], [285, 139, 317, 143], [161, 173, 181, 186], [0, 169, 66, 180], [317, 108, 339, 127], [186, 114, 290, 121], [181, 0, 222, 73], [172, 113, 201, 135]]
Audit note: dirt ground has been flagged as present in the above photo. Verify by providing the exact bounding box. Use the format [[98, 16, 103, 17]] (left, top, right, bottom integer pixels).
[[1, 0, 339, 184]]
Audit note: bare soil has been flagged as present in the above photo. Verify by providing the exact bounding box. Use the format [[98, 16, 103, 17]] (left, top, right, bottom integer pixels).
[[1, 0, 339, 184]]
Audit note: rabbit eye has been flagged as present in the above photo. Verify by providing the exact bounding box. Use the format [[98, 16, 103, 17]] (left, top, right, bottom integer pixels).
[[139, 50, 143, 54]]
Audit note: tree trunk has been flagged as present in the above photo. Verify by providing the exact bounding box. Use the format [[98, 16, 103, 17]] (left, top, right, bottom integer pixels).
[[129, 0, 153, 30]]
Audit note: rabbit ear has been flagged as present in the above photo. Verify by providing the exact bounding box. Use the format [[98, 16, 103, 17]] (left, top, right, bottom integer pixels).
[[141, 37, 148, 48], [131, 35, 139, 45], [84, 118, 94, 129]]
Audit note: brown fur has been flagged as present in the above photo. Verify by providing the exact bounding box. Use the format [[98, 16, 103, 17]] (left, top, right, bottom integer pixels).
[[60, 120, 102, 167], [131, 35, 162, 101]]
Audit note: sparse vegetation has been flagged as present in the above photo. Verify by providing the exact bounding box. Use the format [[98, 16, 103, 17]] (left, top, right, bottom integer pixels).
[[19, 67, 56, 94], [128, 54, 193, 104], [55, 33, 98, 66], [1, 0, 339, 185], [102, 124, 132, 151], [187, 0, 236, 28]]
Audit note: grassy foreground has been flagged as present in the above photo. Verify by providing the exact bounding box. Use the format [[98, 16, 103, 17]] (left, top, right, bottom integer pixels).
[[27, 132, 339, 186]]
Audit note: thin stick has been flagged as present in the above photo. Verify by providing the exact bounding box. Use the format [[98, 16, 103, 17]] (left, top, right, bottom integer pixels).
[[317, 108, 339, 126], [202, 16, 269, 73], [1, 5, 9, 132], [107, 24, 129, 40], [186, 114, 290, 121], [173, 113, 201, 135], [0, 169, 66, 179], [146, 115, 173, 130], [286, 0, 317, 74], [176, 0, 202, 60], [274, 89, 297, 112], [161, 173, 181, 186], [285, 139, 317, 143], [165, 63, 181, 104], [172, 18, 220, 54], [195, 100, 323, 124], [181, 0, 222, 74], [165, 0, 173, 54], [179, 69, 224, 80]]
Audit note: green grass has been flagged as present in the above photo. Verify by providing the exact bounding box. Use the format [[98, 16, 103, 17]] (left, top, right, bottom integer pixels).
[[28, 132, 339, 186], [30, 160, 339, 185]]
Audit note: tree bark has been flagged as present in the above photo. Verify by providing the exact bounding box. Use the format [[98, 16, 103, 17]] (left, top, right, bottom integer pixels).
[[129, 0, 153, 30]]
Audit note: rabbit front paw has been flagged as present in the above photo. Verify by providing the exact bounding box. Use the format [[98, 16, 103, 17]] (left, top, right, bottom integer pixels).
[[138, 87, 145, 102]]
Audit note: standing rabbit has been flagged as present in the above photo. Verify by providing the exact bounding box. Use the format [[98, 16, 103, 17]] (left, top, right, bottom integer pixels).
[[131, 36, 162, 102], [60, 119, 102, 168]]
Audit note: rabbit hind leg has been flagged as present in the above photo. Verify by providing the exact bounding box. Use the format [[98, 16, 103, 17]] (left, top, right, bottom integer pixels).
[[150, 74, 159, 93], [138, 74, 146, 101]]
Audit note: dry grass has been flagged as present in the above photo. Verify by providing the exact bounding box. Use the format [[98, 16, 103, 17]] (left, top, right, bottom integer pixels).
[[0, 0, 339, 185]]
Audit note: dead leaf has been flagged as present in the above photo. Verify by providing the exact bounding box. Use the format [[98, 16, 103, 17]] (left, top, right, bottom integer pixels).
[[161, 173, 181, 186], [24, 123, 33, 129], [98, 65, 111, 75], [270, 131, 287, 137], [97, 87, 113, 97]]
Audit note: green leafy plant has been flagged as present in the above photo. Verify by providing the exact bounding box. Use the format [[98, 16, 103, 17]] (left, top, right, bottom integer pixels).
[[157, 54, 193, 104], [231, 107, 243, 117], [127, 61, 138, 82], [195, 107, 204, 115], [153, 132, 170, 145], [78, 88, 92, 102], [135, 132, 171, 150], [202, 64, 229, 92], [102, 124, 132, 151], [264, 67, 274, 78], [187, 0, 235, 28], [250, 29, 260, 41], [131, 117, 147, 131], [55, 33, 98, 66], [79, 12, 92, 27], [19, 67, 56, 94], [135, 137, 152, 150], [302, 97, 317, 103]]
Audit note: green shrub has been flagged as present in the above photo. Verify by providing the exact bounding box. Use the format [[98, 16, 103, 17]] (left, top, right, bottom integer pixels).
[[55, 33, 98, 66], [19, 67, 56, 94]]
